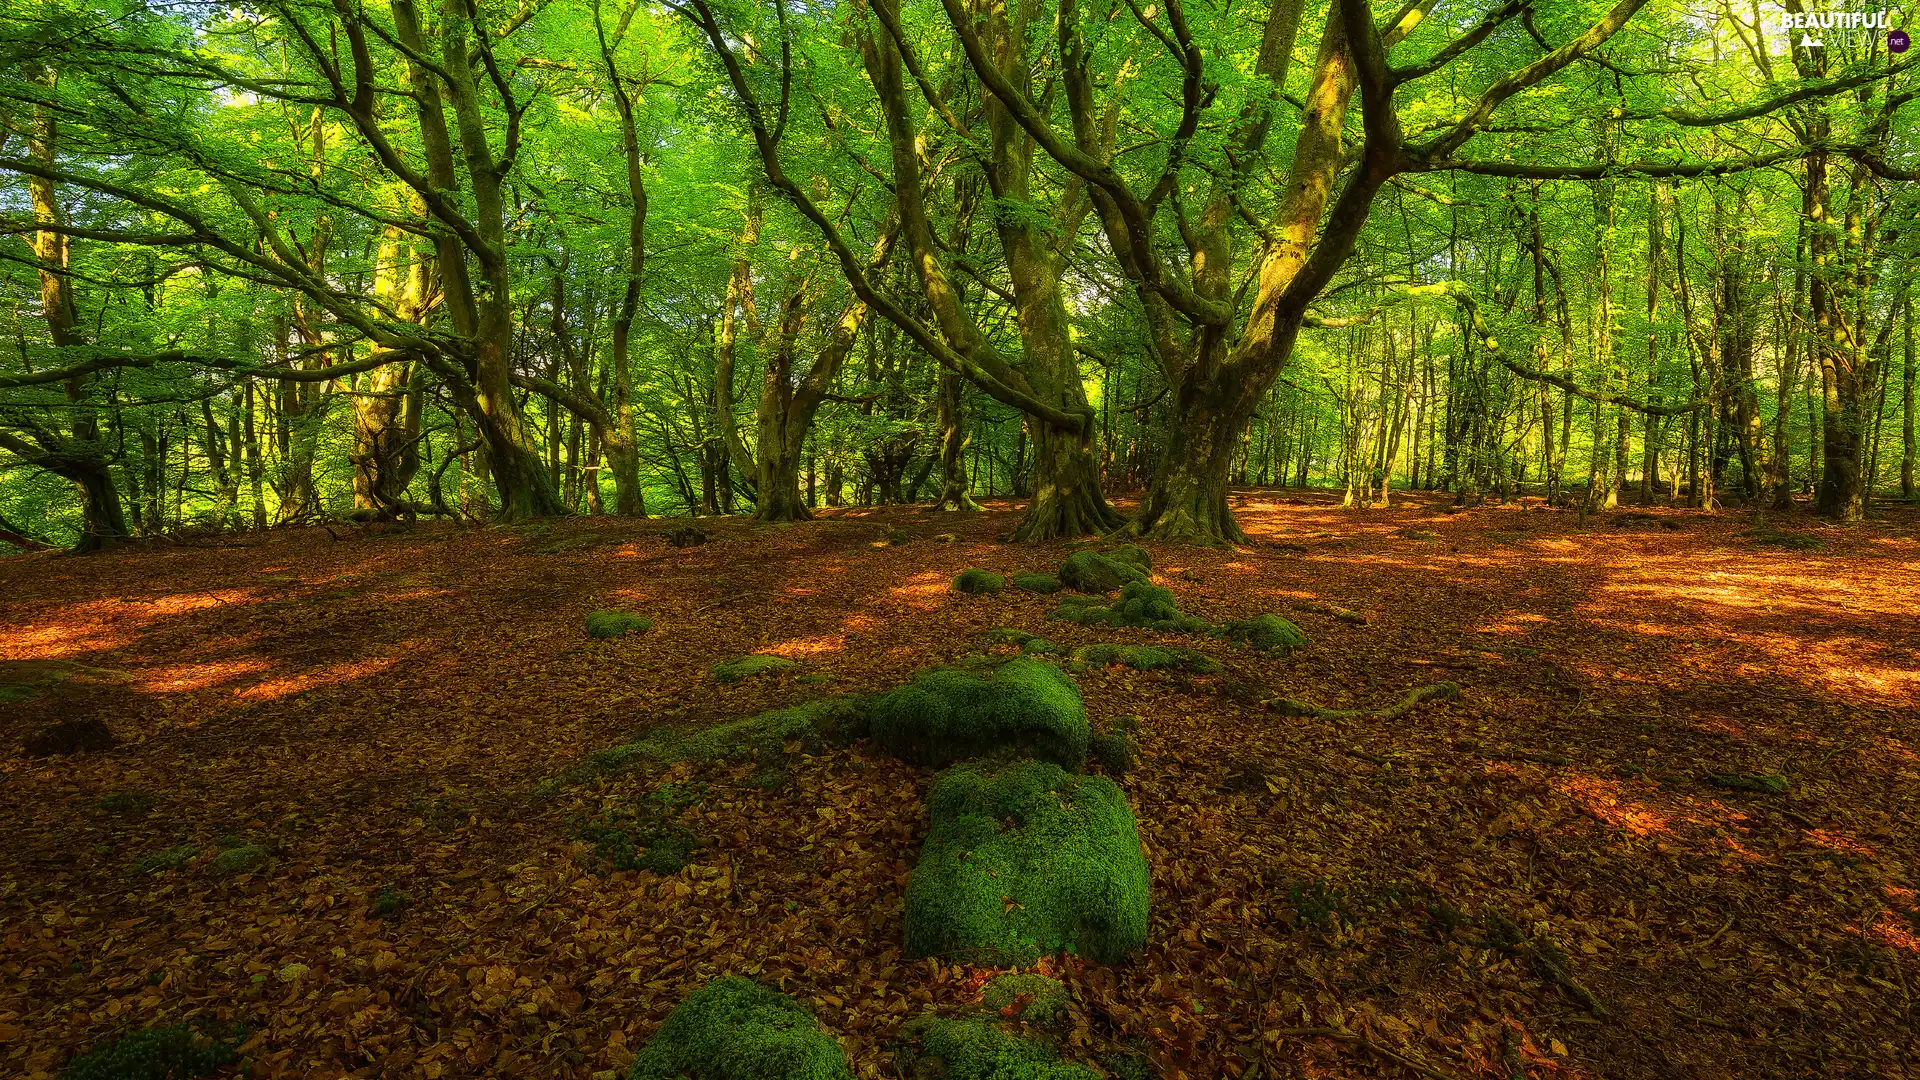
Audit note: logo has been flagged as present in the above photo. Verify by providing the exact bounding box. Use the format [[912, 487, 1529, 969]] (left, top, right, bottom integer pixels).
[[1774, 7, 1894, 48]]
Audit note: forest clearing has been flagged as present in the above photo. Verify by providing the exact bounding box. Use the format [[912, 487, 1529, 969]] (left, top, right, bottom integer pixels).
[[3, 496, 1917, 1080]]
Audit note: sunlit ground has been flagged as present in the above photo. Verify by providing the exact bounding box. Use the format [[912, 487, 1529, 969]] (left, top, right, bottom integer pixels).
[[1, 490, 1915, 1079]]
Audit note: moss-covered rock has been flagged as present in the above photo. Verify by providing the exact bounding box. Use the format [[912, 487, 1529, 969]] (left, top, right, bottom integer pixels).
[[954, 569, 1006, 595], [867, 659, 1087, 769], [1104, 545, 1152, 573], [587, 610, 654, 638], [1220, 614, 1306, 654], [905, 760, 1149, 965], [1071, 643, 1220, 674], [210, 842, 270, 876], [711, 654, 801, 684], [1011, 572, 1063, 594], [896, 1017, 1097, 1080], [982, 974, 1071, 1024], [1051, 583, 1212, 634], [1057, 551, 1148, 594], [629, 976, 853, 1080]]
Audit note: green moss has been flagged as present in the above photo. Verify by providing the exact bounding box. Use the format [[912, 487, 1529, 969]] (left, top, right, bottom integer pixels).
[[210, 843, 270, 876], [1104, 545, 1152, 573], [130, 844, 199, 875], [588, 610, 654, 638], [1011, 572, 1062, 594], [59, 1024, 239, 1080], [594, 698, 868, 770], [954, 569, 1007, 595], [868, 659, 1087, 769], [1072, 643, 1220, 674], [371, 886, 408, 918], [1087, 732, 1135, 775], [578, 783, 708, 875], [981, 974, 1071, 1024], [711, 654, 801, 684], [1051, 583, 1212, 634], [1057, 551, 1149, 594], [905, 760, 1149, 966], [628, 976, 853, 1080], [897, 1017, 1097, 1080], [1220, 614, 1307, 654]]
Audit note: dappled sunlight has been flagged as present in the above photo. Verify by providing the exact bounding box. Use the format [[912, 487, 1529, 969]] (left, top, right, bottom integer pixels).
[[141, 658, 274, 692], [1554, 774, 1672, 836], [1803, 829, 1878, 859], [232, 657, 400, 702]]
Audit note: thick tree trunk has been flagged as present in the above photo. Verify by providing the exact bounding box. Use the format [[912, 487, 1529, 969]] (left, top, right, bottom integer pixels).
[[1011, 421, 1121, 541], [932, 370, 981, 511]]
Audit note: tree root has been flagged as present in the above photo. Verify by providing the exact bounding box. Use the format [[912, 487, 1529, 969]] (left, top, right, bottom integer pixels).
[[1264, 681, 1460, 720], [1482, 913, 1610, 1019]]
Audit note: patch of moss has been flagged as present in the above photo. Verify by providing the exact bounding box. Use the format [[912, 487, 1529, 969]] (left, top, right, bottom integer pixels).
[[1051, 583, 1212, 634], [592, 698, 869, 772], [1071, 643, 1220, 674], [1220, 614, 1307, 654], [587, 610, 654, 638], [371, 886, 408, 918], [628, 976, 853, 1080], [988, 628, 1068, 657], [1057, 550, 1148, 594], [210, 843, 270, 877], [868, 659, 1087, 769], [1011, 572, 1062, 594], [711, 654, 801, 684], [129, 844, 199, 875], [577, 782, 708, 875], [896, 1017, 1097, 1080], [954, 569, 1007, 595], [1087, 732, 1136, 775], [1104, 545, 1152, 573], [905, 759, 1150, 966], [981, 973, 1071, 1024], [58, 1023, 239, 1080], [1740, 527, 1827, 552]]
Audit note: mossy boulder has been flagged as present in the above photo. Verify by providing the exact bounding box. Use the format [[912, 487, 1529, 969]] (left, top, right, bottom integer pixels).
[[629, 976, 853, 1080], [1087, 731, 1136, 775], [1057, 551, 1149, 594], [896, 1017, 1098, 1080], [1104, 545, 1152, 573], [130, 845, 199, 875], [1071, 643, 1220, 674], [905, 760, 1149, 966], [1010, 572, 1062, 594], [587, 610, 654, 638], [711, 654, 801, 684], [210, 842, 271, 877], [953, 569, 1006, 595], [1220, 614, 1306, 654], [1051, 583, 1211, 634], [981, 974, 1071, 1024], [867, 658, 1087, 769]]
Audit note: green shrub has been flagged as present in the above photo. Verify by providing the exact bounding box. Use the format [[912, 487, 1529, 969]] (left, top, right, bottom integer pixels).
[[954, 569, 1007, 595], [896, 1017, 1097, 1080], [905, 760, 1149, 965], [1072, 643, 1220, 674], [1220, 614, 1306, 654], [711, 655, 801, 684], [868, 659, 1087, 769], [587, 610, 654, 638], [59, 1024, 238, 1080], [1051, 583, 1212, 634], [1057, 551, 1148, 594], [982, 974, 1071, 1024], [129, 845, 198, 875], [628, 976, 853, 1080], [1011, 572, 1062, 594]]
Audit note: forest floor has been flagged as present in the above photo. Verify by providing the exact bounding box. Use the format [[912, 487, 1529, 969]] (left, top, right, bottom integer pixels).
[[2, 491, 1918, 1080]]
